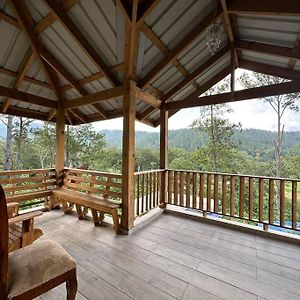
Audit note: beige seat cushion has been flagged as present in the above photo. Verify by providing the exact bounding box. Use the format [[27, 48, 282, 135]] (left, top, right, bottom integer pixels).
[[8, 239, 76, 298]]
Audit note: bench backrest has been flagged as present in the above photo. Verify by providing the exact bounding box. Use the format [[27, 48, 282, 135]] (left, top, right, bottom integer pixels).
[[0, 185, 8, 299], [63, 169, 122, 203], [0, 169, 56, 207]]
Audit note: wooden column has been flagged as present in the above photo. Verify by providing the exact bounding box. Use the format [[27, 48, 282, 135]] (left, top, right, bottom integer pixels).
[[56, 106, 65, 187], [160, 102, 168, 208], [121, 81, 136, 232]]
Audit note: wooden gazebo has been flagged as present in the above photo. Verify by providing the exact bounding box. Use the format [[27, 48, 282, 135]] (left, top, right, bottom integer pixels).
[[0, 0, 300, 233]]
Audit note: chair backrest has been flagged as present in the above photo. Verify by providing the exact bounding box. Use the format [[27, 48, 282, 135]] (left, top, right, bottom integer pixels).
[[0, 184, 8, 298]]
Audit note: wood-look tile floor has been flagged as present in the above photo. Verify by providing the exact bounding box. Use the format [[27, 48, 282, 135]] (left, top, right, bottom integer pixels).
[[34, 210, 300, 300]]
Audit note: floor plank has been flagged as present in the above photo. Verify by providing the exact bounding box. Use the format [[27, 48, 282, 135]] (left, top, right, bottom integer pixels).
[[32, 210, 300, 300]]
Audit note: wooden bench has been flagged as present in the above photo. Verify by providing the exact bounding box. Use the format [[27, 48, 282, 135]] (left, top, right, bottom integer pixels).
[[0, 168, 56, 210], [52, 169, 122, 234]]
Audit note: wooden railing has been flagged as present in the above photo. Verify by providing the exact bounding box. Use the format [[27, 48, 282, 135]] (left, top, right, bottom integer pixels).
[[167, 170, 300, 231], [0, 168, 56, 209], [134, 169, 165, 218], [63, 168, 122, 204]]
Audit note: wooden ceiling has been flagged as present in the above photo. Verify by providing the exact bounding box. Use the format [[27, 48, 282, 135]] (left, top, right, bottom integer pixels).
[[0, 0, 299, 126]]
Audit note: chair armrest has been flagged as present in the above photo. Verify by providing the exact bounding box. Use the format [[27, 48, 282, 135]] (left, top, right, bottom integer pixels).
[[8, 211, 43, 225]]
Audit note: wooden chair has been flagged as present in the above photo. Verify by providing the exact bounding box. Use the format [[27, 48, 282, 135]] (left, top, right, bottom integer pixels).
[[0, 185, 78, 300], [7, 202, 44, 252]]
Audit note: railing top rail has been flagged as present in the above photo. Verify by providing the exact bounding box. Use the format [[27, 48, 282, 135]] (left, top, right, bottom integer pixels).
[[0, 168, 55, 176], [64, 168, 122, 178], [167, 169, 300, 182], [134, 169, 165, 176]]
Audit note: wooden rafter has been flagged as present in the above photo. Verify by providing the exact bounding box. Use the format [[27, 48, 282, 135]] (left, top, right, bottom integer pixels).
[[136, 0, 160, 28], [236, 40, 300, 61], [227, 0, 300, 16], [161, 45, 230, 101], [64, 86, 126, 109], [0, 10, 18, 27], [0, 85, 57, 109], [135, 87, 161, 108], [9, 0, 61, 99], [167, 80, 300, 111], [239, 60, 300, 81], [44, 0, 119, 87], [2, 105, 51, 122], [139, 22, 198, 88], [2, 49, 35, 113], [0, 66, 53, 90], [138, 8, 222, 88]]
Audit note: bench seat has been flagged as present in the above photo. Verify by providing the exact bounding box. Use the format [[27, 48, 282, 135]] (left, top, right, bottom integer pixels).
[[52, 189, 120, 234]]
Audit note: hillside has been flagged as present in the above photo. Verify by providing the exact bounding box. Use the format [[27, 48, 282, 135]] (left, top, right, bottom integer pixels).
[[101, 128, 300, 155]]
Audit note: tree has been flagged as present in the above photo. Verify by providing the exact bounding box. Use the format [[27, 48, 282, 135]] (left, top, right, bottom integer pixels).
[[1, 115, 14, 170], [192, 77, 241, 172], [239, 72, 299, 178]]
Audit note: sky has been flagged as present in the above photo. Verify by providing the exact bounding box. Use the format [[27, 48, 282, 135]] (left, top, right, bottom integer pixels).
[[92, 69, 300, 133]]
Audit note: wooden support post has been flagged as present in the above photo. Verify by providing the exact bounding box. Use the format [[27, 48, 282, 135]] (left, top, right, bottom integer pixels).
[[121, 81, 136, 233], [56, 106, 65, 188], [159, 102, 168, 209]]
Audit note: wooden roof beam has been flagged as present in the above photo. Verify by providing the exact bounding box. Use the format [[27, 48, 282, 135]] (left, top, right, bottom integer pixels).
[[236, 40, 300, 61], [0, 10, 19, 27], [2, 49, 35, 113], [2, 106, 52, 122], [138, 8, 222, 88], [239, 60, 300, 81], [44, 0, 120, 87], [136, 0, 160, 28], [135, 87, 161, 108], [9, 0, 63, 104], [64, 86, 125, 109], [161, 45, 230, 101], [227, 0, 300, 16], [0, 85, 57, 108], [167, 80, 300, 110], [0, 66, 52, 90]]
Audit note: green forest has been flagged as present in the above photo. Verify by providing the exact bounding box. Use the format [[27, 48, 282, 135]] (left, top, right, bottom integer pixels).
[[1, 72, 299, 181], [1, 118, 300, 180]]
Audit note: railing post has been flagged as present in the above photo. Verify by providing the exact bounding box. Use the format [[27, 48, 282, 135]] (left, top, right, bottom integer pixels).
[[55, 106, 65, 187], [159, 102, 168, 208], [121, 80, 136, 233]]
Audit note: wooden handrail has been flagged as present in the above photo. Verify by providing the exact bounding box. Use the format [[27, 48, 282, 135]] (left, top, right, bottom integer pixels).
[[166, 169, 300, 232]]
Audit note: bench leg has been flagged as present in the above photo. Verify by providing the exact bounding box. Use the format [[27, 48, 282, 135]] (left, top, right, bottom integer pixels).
[[63, 201, 74, 214], [76, 204, 84, 220], [92, 209, 100, 226], [112, 210, 120, 235]]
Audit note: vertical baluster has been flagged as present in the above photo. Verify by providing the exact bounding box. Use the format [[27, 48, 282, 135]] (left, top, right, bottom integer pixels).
[[222, 175, 227, 215], [269, 179, 274, 224], [180, 172, 185, 206], [149, 172, 153, 210], [136, 174, 140, 217], [141, 174, 145, 214], [239, 176, 245, 218], [156, 172, 160, 207], [199, 173, 204, 210], [214, 174, 219, 213], [168, 170, 173, 204], [186, 172, 191, 208], [154, 172, 157, 207], [192, 173, 197, 208], [259, 178, 264, 223], [146, 173, 149, 212], [280, 180, 285, 227], [249, 177, 254, 220], [174, 171, 179, 205], [230, 176, 235, 216], [292, 181, 297, 229], [207, 174, 211, 211]]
